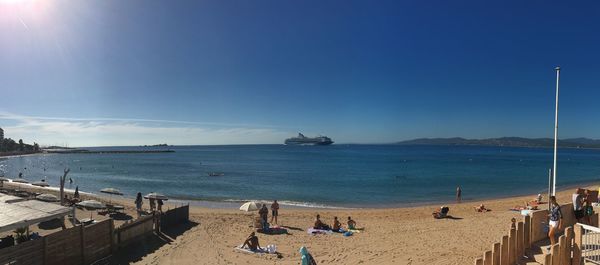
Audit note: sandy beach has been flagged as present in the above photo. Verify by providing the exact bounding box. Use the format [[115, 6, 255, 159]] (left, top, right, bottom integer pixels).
[[1, 180, 592, 265]]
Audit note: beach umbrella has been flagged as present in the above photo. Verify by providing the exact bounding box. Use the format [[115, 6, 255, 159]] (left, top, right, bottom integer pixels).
[[77, 200, 106, 220], [12, 179, 29, 184], [144, 192, 168, 200], [32, 181, 50, 187], [100, 188, 123, 203], [77, 200, 106, 209], [36, 193, 59, 202], [239, 201, 260, 212]]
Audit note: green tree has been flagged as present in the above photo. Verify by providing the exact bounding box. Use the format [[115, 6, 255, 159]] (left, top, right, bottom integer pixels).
[[18, 139, 24, 151], [33, 143, 40, 152]]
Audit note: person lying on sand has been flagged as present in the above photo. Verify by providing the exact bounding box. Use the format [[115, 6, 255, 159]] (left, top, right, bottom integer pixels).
[[241, 232, 261, 251], [432, 206, 450, 219], [474, 204, 489, 212], [347, 216, 357, 229], [332, 217, 343, 232], [510, 202, 538, 211], [314, 214, 330, 230]]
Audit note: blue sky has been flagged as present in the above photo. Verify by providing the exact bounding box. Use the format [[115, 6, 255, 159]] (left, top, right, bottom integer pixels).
[[0, 0, 599, 146]]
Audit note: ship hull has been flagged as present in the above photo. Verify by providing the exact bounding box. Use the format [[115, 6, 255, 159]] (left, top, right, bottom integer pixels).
[[284, 140, 333, 145]]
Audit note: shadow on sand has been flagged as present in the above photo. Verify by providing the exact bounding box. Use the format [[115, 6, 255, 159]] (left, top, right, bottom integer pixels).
[[111, 221, 199, 264]]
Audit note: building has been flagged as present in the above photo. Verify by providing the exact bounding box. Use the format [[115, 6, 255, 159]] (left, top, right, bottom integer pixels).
[[0, 127, 3, 140]]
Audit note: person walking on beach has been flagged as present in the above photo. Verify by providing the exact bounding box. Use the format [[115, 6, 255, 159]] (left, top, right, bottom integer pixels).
[[456, 186, 462, 203], [270, 200, 279, 225], [135, 192, 143, 216], [548, 196, 563, 246]]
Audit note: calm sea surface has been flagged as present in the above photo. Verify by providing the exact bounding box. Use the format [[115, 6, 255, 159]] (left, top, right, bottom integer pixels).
[[1, 145, 599, 208]]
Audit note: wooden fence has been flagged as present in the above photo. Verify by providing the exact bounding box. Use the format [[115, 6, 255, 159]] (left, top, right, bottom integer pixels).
[[0, 219, 112, 265], [160, 204, 189, 231], [115, 215, 154, 247], [474, 202, 598, 265], [0, 204, 190, 264]]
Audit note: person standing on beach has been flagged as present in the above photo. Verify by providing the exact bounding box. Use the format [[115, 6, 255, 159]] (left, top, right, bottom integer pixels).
[[548, 196, 563, 246], [259, 204, 269, 231], [456, 186, 462, 203], [157, 199, 163, 212], [270, 200, 279, 225], [573, 189, 585, 223], [149, 198, 156, 212], [135, 192, 143, 216]]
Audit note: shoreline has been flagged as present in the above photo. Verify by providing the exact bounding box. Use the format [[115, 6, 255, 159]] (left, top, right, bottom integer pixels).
[[3, 178, 598, 264], [3, 177, 597, 211]]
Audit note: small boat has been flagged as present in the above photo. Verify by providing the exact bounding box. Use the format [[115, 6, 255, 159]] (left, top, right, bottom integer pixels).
[[208, 172, 225, 177]]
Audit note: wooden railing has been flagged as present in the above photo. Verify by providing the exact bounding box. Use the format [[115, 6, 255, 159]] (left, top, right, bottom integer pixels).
[[474, 202, 597, 265]]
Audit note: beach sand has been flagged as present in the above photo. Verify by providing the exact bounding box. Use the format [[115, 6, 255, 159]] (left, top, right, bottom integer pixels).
[[1, 181, 592, 265]]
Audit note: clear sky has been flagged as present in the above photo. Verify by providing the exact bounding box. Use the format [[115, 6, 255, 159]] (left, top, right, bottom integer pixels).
[[0, 0, 599, 146]]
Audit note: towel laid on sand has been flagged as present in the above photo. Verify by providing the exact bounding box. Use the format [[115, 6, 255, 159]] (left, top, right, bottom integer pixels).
[[307, 228, 333, 235], [234, 245, 269, 254]]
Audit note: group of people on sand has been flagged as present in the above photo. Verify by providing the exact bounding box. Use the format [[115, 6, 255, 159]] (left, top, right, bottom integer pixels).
[[257, 200, 280, 231], [573, 188, 595, 225], [239, 201, 360, 264], [313, 214, 357, 232], [544, 188, 597, 248], [134, 192, 164, 216]]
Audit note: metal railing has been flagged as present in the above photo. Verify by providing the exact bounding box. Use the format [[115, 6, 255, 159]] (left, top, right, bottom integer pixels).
[[580, 223, 600, 264]]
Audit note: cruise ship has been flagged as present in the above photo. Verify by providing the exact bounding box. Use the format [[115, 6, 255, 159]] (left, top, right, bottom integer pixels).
[[284, 133, 334, 145]]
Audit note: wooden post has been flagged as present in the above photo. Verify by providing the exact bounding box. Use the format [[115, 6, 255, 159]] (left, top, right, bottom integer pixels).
[[509, 228, 516, 264], [551, 243, 560, 265], [500, 235, 509, 265], [573, 224, 583, 265], [475, 258, 484, 265], [492, 242, 500, 265], [524, 215, 531, 249], [517, 221, 524, 258], [558, 235, 567, 265], [484, 250, 492, 265], [543, 253, 551, 265], [565, 226, 573, 265]]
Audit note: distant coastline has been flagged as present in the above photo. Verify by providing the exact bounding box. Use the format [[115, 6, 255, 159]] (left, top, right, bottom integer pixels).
[[395, 137, 600, 149]]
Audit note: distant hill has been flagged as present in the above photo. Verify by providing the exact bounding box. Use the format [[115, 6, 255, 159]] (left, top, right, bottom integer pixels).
[[396, 137, 600, 149]]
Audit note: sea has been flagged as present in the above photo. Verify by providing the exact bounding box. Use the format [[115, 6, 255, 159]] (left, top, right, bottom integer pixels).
[[1, 145, 600, 209]]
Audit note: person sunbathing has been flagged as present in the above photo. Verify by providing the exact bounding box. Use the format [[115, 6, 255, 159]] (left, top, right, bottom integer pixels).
[[241, 232, 261, 251], [474, 204, 488, 212], [432, 206, 450, 219], [314, 214, 330, 230], [347, 216, 357, 229], [332, 217, 343, 232]]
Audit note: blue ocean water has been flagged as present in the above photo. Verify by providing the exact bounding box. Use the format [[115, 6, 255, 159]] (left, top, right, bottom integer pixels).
[[1, 145, 599, 208]]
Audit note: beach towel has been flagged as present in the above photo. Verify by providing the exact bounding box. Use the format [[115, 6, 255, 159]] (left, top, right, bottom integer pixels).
[[307, 227, 333, 235], [347, 228, 362, 233], [235, 245, 269, 254], [258, 227, 287, 235]]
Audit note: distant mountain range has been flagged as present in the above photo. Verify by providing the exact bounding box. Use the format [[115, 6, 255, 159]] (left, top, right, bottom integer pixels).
[[396, 137, 600, 149]]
